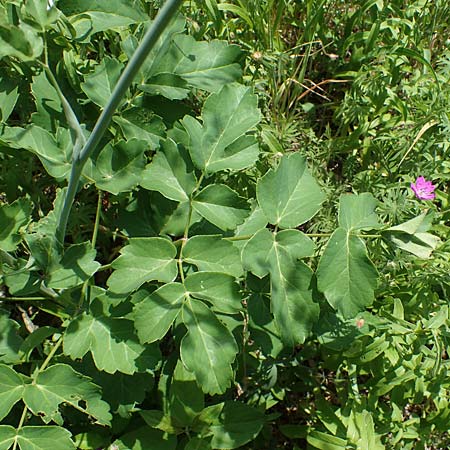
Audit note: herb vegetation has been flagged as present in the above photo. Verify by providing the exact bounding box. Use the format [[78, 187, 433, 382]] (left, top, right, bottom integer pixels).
[[0, 0, 449, 449]]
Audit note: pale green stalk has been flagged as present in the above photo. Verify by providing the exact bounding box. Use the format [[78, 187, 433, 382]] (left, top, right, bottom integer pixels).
[[55, 0, 183, 243]]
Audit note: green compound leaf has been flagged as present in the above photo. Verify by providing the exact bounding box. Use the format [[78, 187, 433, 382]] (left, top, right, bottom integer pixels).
[[47, 242, 100, 289], [141, 138, 197, 203], [138, 73, 190, 100], [242, 229, 318, 345], [242, 228, 315, 278], [0, 23, 43, 61], [0, 198, 32, 252], [316, 228, 378, 318], [159, 34, 242, 92], [113, 107, 165, 149], [180, 298, 238, 395], [205, 401, 265, 449], [339, 193, 381, 231], [183, 235, 243, 278], [183, 84, 261, 173], [0, 365, 25, 421], [256, 153, 325, 228], [0, 426, 75, 450], [64, 298, 160, 375], [113, 426, 177, 450], [59, 0, 147, 40], [108, 238, 177, 294], [23, 364, 111, 426], [192, 184, 249, 231], [133, 283, 186, 344], [384, 211, 440, 259], [81, 56, 123, 108], [85, 139, 147, 195], [0, 312, 23, 364], [184, 272, 243, 314], [0, 126, 73, 180], [31, 71, 64, 131], [0, 76, 19, 123]]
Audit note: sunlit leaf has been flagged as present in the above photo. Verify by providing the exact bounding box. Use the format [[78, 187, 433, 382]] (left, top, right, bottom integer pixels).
[[256, 153, 325, 228]]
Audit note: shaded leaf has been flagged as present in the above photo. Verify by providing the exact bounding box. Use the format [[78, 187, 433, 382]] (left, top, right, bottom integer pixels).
[[133, 283, 186, 344], [256, 153, 325, 228], [81, 56, 123, 108], [47, 242, 100, 289], [0, 365, 25, 421], [0, 312, 23, 364], [180, 298, 238, 394], [138, 73, 190, 100], [113, 427, 177, 450], [113, 107, 165, 149], [0, 198, 32, 252], [85, 139, 147, 195], [0, 23, 43, 61], [192, 184, 249, 231], [141, 138, 197, 202], [185, 272, 242, 314], [183, 235, 243, 278], [0, 76, 19, 123]]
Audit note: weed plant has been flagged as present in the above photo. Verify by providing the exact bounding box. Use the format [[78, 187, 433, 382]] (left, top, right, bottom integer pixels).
[[0, 0, 449, 449]]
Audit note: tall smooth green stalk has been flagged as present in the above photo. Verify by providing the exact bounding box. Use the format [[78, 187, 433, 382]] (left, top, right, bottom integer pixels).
[[55, 0, 183, 244]]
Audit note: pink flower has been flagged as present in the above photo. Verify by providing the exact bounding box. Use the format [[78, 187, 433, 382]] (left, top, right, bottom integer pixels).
[[410, 176, 436, 200]]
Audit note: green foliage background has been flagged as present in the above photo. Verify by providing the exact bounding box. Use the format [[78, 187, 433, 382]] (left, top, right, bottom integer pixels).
[[0, 0, 449, 449]]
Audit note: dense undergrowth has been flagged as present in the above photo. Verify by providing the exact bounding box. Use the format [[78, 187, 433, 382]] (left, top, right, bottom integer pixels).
[[0, 0, 449, 449]]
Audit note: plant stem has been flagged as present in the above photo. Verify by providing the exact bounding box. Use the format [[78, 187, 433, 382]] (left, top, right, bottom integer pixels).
[[55, 0, 184, 244], [91, 190, 103, 249]]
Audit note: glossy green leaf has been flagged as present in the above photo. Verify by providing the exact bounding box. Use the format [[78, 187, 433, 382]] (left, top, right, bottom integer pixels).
[[192, 184, 249, 231], [108, 238, 177, 294], [23, 364, 111, 425], [113, 427, 177, 450], [113, 107, 165, 149], [133, 283, 186, 344], [347, 408, 384, 450], [0, 198, 32, 252], [81, 56, 123, 108], [180, 298, 238, 394], [64, 298, 160, 375], [141, 138, 197, 202], [85, 139, 147, 195], [242, 228, 318, 345], [185, 437, 212, 450], [0, 312, 23, 364], [0, 76, 19, 123], [256, 153, 325, 228], [0, 365, 25, 421], [339, 193, 380, 231], [0, 426, 75, 450], [316, 228, 378, 318], [47, 242, 100, 289], [183, 235, 243, 278], [183, 84, 261, 173], [185, 272, 242, 314]]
